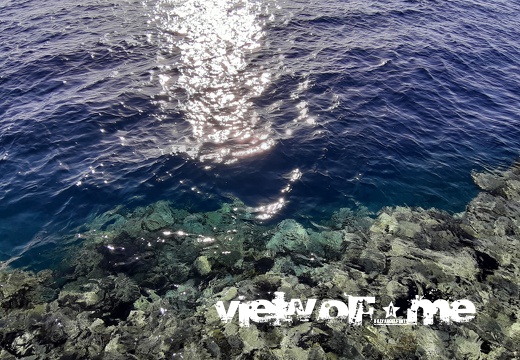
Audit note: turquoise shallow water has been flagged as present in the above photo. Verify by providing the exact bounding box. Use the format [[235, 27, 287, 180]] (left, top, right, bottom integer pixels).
[[1, 0, 519, 264]]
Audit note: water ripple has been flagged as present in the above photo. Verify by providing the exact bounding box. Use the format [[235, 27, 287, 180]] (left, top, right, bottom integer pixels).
[[1, 0, 520, 263]]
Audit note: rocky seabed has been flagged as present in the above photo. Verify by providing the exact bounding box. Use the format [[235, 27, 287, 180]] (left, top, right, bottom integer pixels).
[[1, 163, 519, 359]]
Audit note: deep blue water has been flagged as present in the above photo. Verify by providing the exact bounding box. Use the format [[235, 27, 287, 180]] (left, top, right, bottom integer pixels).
[[1, 0, 519, 265]]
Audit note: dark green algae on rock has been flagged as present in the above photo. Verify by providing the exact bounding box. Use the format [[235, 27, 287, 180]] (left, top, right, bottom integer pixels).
[[0, 163, 519, 359]]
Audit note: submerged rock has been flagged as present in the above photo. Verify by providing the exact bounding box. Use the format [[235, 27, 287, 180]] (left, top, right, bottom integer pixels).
[[266, 219, 309, 254], [1, 162, 520, 359], [195, 256, 212, 276]]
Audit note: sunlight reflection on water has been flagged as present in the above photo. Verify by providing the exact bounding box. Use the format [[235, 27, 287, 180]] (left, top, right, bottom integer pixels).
[[152, 0, 275, 164]]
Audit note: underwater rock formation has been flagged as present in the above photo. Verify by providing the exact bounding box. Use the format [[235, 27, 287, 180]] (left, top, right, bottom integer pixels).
[[0, 162, 519, 359]]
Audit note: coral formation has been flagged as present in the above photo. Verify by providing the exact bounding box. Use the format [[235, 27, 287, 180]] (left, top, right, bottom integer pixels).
[[1, 162, 519, 359]]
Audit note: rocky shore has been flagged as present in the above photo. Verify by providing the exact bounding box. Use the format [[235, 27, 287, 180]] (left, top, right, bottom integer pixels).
[[1, 163, 519, 359]]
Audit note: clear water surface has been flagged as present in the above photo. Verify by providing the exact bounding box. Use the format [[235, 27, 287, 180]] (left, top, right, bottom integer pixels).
[[0, 0, 519, 265]]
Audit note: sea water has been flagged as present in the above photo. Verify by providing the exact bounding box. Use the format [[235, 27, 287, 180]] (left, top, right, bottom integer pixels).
[[0, 0, 519, 265]]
